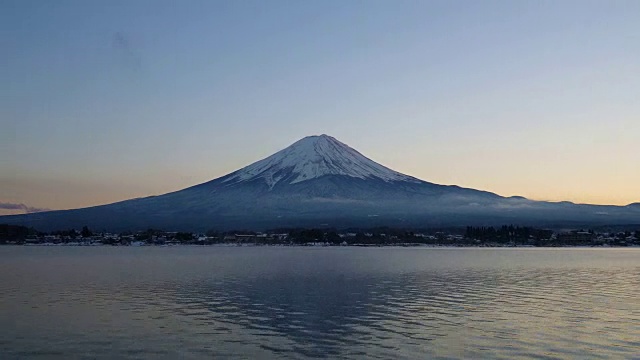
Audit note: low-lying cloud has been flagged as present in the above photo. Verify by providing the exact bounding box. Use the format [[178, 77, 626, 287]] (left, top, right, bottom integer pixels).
[[0, 202, 50, 214]]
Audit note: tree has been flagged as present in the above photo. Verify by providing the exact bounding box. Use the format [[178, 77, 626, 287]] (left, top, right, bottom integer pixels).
[[81, 226, 93, 238], [175, 232, 193, 243]]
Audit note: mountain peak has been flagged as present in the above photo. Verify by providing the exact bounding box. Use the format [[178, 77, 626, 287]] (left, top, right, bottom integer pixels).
[[290, 133, 343, 148], [223, 135, 420, 188], [303, 133, 333, 140]]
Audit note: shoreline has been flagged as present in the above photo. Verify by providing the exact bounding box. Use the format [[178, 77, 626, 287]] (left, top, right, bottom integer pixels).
[[5, 243, 640, 249]]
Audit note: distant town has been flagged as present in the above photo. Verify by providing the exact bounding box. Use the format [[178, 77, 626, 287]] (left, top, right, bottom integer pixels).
[[1, 224, 639, 247]]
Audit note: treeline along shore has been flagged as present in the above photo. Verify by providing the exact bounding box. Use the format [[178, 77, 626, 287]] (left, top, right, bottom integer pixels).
[[1, 224, 639, 247]]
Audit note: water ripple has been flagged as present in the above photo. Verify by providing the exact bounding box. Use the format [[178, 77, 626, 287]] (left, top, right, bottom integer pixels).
[[1, 247, 639, 359]]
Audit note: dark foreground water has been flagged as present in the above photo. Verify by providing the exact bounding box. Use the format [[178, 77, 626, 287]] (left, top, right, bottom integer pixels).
[[1, 247, 639, 359]]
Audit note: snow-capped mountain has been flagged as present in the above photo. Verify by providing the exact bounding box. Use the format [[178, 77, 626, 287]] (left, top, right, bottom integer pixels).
[[222, 135, 420, 188], [1, 135, 638, 231]]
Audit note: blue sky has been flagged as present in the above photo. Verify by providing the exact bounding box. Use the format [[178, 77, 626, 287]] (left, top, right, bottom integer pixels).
[[2, 0, 639, 213]]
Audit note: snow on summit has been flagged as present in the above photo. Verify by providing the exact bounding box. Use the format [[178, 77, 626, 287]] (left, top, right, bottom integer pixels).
[[224, 134, 420, 188]]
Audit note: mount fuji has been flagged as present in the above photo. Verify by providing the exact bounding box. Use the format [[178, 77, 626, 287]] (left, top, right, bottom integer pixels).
[[2, 134, 638, 231]]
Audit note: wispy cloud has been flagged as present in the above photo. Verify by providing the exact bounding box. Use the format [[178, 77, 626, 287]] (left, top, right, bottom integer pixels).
[[0, 202, 50, 214], [112, 32, 142, 72]]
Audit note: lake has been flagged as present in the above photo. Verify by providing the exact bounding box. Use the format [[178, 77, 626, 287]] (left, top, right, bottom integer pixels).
[[1, 246, 639, 359]]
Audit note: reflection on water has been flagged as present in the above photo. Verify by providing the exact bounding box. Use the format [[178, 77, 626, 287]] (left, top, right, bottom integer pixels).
[[1, 247, 639, 359]]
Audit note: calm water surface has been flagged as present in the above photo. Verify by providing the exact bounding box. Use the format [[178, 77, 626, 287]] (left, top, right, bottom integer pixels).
[[1, 247, 639, 359]]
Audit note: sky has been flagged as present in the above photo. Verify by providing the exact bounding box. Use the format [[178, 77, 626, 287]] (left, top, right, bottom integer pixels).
[[1, 0, 639, 215]]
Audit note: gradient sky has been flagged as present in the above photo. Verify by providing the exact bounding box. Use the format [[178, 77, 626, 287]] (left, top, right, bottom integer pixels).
[[2, 0, 639, 215]]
